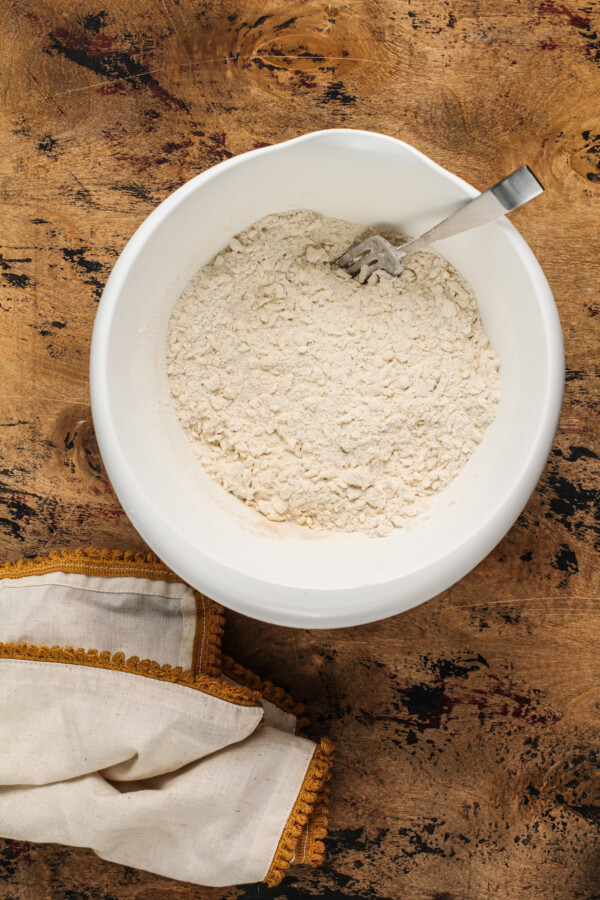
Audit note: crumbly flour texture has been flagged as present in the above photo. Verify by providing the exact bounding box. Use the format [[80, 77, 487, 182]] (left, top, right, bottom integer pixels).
[[168, 210, 500, 536]]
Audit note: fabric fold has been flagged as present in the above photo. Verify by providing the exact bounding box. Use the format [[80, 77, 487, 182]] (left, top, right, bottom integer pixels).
[[0, 647, 262, 785], [0, 729, 331, 886]]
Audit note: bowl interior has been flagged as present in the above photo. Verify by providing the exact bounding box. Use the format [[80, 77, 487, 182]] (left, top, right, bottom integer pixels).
[[92, 131, 562, 626]]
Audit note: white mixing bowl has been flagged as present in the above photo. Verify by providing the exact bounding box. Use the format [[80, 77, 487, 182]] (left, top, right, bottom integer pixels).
[[90, 129, 564, 628]]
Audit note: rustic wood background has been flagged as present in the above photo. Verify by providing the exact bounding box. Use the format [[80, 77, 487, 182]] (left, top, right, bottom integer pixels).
[[1, 0, 599, 897]]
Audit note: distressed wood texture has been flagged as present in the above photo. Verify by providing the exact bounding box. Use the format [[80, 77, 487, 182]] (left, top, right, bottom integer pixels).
[[1, 0, 599, 898]]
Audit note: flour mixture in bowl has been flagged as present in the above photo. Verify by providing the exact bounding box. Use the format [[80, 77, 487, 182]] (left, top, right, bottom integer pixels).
[[167, 211, 500, 536]]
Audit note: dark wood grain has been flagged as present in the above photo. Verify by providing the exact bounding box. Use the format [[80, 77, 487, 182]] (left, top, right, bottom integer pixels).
[[1, 0, 599, 897]]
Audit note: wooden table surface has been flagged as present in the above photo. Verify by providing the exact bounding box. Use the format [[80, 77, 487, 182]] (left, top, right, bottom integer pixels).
[[1, 1, 599, 897]]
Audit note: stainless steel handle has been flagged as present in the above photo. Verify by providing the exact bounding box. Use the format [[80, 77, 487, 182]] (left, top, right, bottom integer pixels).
[[397, 166, 544, 257]]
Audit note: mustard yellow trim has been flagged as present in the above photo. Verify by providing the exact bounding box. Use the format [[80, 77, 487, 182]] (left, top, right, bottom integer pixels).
[[0, 641, 262, 709], [192, 592, 225, 678], [0, 547, 181, 582], [222, 655, 310, 732], [297, 785, 330, 867], [265, 738, 334, 886]]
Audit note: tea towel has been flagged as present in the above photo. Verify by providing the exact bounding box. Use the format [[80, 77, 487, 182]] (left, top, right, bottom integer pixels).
[[0, 548, 333, 887]]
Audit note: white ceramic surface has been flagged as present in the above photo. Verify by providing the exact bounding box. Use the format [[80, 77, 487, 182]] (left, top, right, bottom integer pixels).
[[90, 129, 564, 628]]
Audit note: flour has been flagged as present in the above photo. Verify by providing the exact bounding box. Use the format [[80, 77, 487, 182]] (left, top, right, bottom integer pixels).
[[167, 210, 500, 536]]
